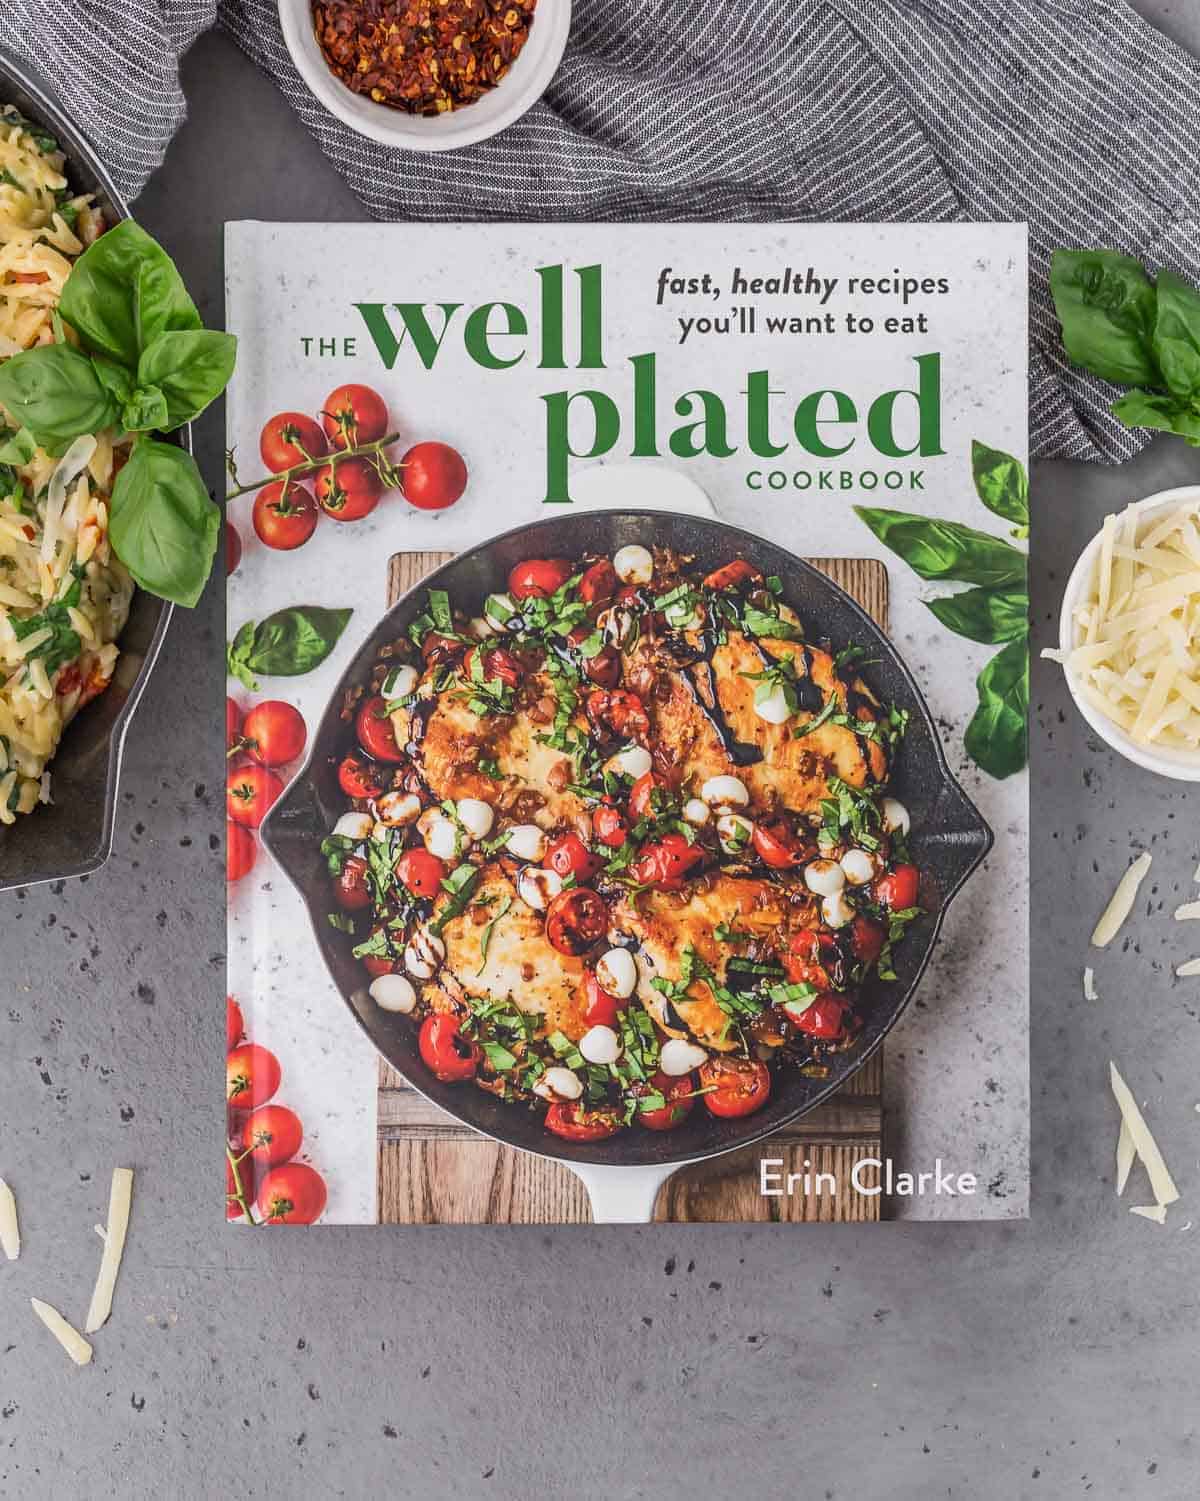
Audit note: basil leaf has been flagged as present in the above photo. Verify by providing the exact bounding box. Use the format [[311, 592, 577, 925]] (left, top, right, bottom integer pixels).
[[1050, 249, 1161, 387], [970, 441, 1028, 529], [0, 427, 36, 465], [1111, 389, 1200, 445], [855, 507, 1027, 589], [0, 343, 118, 455], [120, 385, 170, 434], [1151, 270, 1200, 400], [925, 588, 1028, 645], [90, 353, 134, 408], [964, 637, 1028, 779], [108, 438, 220, 607], [228, 605, 353, 684], [58, 219, 201, 367], [137, 329, 238, 430]]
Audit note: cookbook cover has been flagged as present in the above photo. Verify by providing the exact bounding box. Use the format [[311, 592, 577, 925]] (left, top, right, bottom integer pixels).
[[225, 221, 1029, 1225]]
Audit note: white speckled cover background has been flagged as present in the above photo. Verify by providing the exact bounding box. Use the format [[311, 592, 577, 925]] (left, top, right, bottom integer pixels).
[[225, 221, 1029, 1222]]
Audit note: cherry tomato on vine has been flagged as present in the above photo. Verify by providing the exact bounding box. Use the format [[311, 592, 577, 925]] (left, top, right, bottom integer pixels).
[[355, 696, 407, 763], [321, 384, 389, 449], [226, 697, 243, 756], [395, 848, 446, 899], [252, 480, 319, 550], [543, 1101, 623, 1142], [226, 765, 284, 829], [545, 888, 608, 956], [257, 1162, 328, 1225], [400, 441, 468, 511], [227, 1153, 253, 1221], [241, 1104, 304, 1169], [314, 458, 382, 522], [226, 520, 242, 574], [508, 557, 573, 600], [876, 863, 919, 911], [338, 752, 386, 801], [591, 802, 629, 849], [260, 411, 328, 471], [546, 832, 602, 883], [333, 855, 372, 911], [226, 995, 244, 1053], [636, 1070, 697, 1131], [418, 1014, 480, 1083], [226, 1043, 281, 1110], [226, 821, 257, 882], [241, 700, 306, 768], [698, 1058, 771, 1119]]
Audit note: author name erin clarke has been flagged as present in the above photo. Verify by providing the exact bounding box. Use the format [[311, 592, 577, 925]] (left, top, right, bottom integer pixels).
[[759, 1157, 978, 1199]]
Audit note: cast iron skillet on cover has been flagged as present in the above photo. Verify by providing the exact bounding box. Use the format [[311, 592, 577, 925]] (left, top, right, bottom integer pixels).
[[0, 49, 174, 889], [263, 512, 993, 1186]]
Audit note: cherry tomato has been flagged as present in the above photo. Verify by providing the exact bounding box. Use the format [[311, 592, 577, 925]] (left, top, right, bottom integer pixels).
[[545, 888, 608, 956], [241, 700, 306, 768], [226, 1043, 281, 1110], [782, 929, 839, 990], [395, 848, 446, 899], [252, 480, 319, 550], [418, 1013, 480, 1083], [226, 520, 242, 574], [227, 1153, 253, 1221], [876, 863, 919, 911], [637, 1070, 697, 1131], [578, 558, 618, 605], [752, 820, 806, 870], [508, 557, 573, 600], [226, 995, 244, 1053], [585, 645, 622, 689], [631, 833, 706, 890], [338, 752, 385, 801], [785, 993, 849, 1040], [850, 913, 885, 965], [421, 632, 465, 667], [226, 697, 243, 756], [315, 458, 382, 522], [592, 802, 628, 848], [333, 855, 372, 910], [321, 383, 389, 449], [546, 832, 602, 883], [580, 971, 619, 1028], [260, 411, 328, 471], [698, 1057, 771, 1119], [586, 689, 649, 741], [257, 1162, 328, 1225], [227, 821, 257, 882], [627, 770, 666, 822], [400, 441, 468, 511], [543, 1101, 623, 1142], [355, 695, 406, 763], [360, 928, 400, 977], [241, 1104, 303, 1169], [464, 645, 521, 690], [703, 560, 762, 591], [226, 765, 284, 829]]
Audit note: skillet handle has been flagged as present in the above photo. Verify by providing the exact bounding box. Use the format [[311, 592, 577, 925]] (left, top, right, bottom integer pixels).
[[566, 1161, 678, 1223]]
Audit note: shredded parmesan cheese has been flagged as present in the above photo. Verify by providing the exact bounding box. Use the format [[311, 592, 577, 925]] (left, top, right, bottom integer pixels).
[[1110, 1061, 1180, 1207], [1175, 958, 1200, 977], [0, 1177, 18, 1260], [1129, 1203, 1169, 1225], [84, 1166, 132, 1333], [1083, 967, 1098, 1001], [1116, 1120, 1135, 1196], [1091, 851, 1152, 947], [1174, 901, 1200, 921], [30, 1297, 92, 1365]]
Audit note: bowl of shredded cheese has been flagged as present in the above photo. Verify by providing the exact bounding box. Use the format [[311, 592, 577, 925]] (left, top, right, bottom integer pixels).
[[1052, 486, 1200, 780]]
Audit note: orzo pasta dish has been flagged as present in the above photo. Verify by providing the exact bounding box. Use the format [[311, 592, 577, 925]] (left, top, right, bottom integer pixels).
[[0, 106, 131, 823]]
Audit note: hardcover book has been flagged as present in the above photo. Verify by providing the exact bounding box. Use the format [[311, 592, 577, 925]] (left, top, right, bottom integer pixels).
[[225, 222, 1029, 1225]]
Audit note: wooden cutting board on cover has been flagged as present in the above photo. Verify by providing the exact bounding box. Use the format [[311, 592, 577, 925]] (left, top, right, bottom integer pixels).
[[377, 550, 888, 1224]]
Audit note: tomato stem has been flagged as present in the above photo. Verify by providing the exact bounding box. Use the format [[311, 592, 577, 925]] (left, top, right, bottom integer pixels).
[[225, 1144, 258, 1225], [223, 431, 402, 503]]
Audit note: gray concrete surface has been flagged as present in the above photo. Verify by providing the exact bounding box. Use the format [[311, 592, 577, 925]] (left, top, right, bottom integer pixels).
[[3, 10, 1200, 1497]]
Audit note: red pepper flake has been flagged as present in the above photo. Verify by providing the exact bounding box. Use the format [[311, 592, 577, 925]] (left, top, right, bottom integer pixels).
[[311, 0, 538, 116]]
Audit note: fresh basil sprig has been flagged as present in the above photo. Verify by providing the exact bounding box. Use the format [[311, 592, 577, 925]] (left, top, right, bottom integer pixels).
[[855, 440, 1030, 780], [0, 221, 235, 606], [1050, 250, 1200, 446], [227, 605, 353, 691]]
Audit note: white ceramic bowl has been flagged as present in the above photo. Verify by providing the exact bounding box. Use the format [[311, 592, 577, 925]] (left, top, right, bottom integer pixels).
[[1058, 484, 1200, 781], [278, 0, 570, 152]]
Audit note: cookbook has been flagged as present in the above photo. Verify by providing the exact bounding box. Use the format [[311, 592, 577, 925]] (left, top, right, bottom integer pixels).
[[225, 222, 1029, 1225]]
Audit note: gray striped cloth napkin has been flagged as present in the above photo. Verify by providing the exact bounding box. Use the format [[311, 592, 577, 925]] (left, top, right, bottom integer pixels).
[[2, 0, 1198, 464]]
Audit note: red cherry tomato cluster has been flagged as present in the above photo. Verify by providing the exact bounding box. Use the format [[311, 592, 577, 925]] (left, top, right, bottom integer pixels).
[[226, 996, 328, 1225], [226, 698, 309, 882]]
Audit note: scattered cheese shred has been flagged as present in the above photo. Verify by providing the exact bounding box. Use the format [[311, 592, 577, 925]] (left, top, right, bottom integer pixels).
[[1091, 851, 1152, 947], [1130, 1204, 1169, 1225], [1060, 498, 1200, 752], [30, 1297, 93, 1366], [1110, 1061, 1180, 1207], [1174, 901, 1200, 921], [1083, 967, 1098, 1001], [1116, 1120, 1135, 1196], [0, 1178, 18, 1261], [1176, 958, 1200, 977], [84, 1167, 132, 1334]]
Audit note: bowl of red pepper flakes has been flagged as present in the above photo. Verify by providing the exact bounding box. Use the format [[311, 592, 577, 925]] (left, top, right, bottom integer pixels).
[[279, 0, 571, 151]]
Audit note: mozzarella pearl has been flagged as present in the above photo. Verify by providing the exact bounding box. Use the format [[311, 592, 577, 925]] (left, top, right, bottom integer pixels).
[[596, 947, 637, 1000], [333, 811, 374, 841], [422, 815, 460, 862], [369, 974, 417, 1014], [607, 744, 653, 780], [754, 685, 793, 725], [683, 798, 711, 827], [804, 858, 846, 897], [579, 1025, 622, 1065], [456, 797, 495, 839], [882, 797, 911, 835], [659, 1039, 709, 1076], [517, 866, 563, 912], [822, 890, 855, 929], [382, 664, 418, 702], [700, 774, 749, 810], [613, 544, 654, 585], [374, 791, 423, 828], [483, 592, 516, 630], [717, 812, 755, 853], [535, 1067, 583, 1102], [840, 848, 878, 886], [403, 928, 445, 980], [506, 823, 547, 862]]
